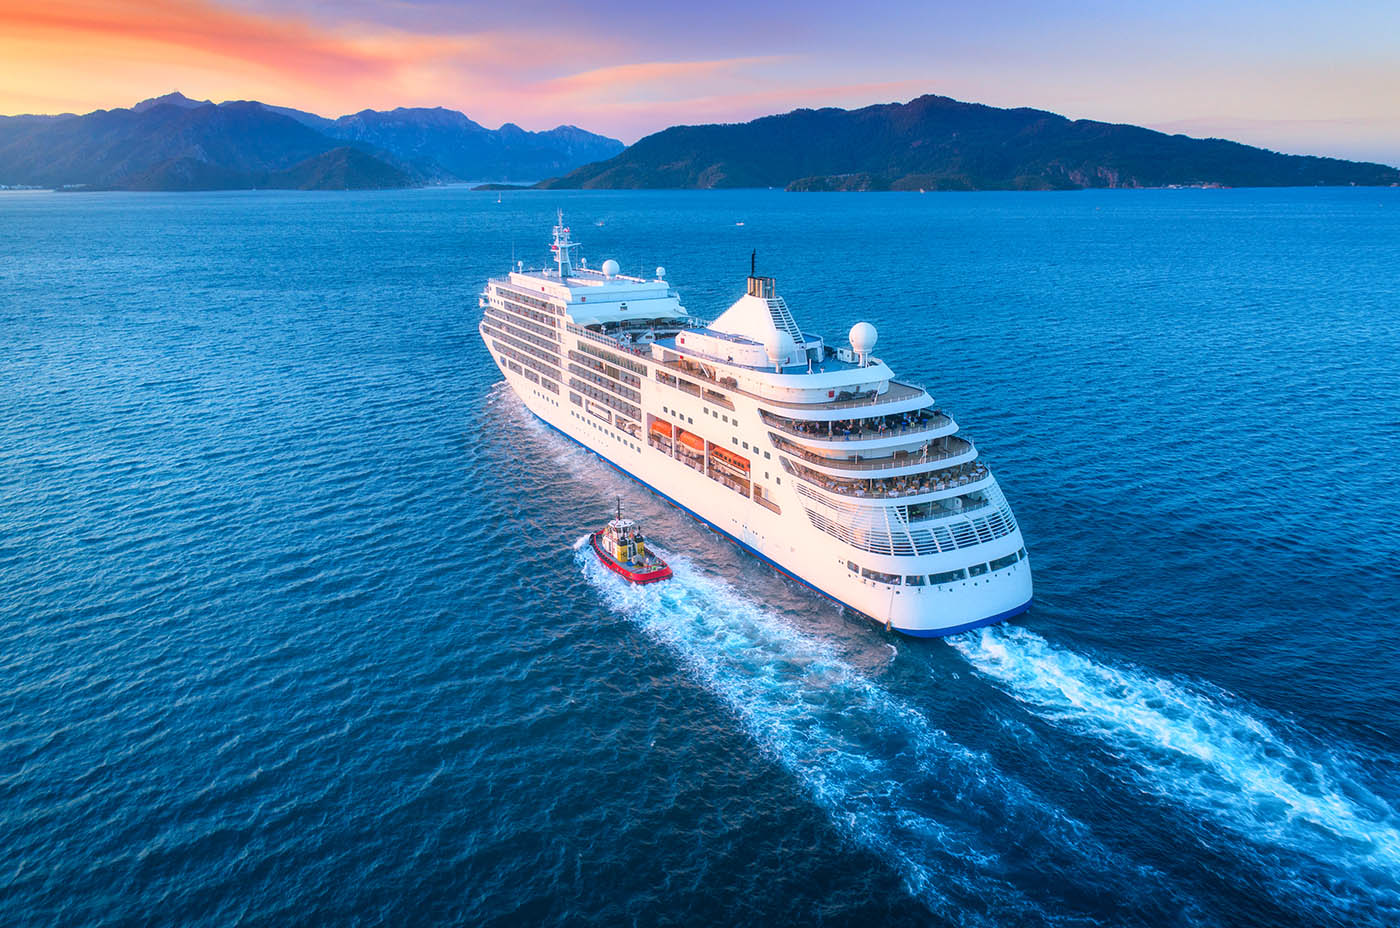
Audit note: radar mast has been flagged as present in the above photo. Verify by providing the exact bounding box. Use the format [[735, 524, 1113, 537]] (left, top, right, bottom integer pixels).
[[550, 209, 579, 278]]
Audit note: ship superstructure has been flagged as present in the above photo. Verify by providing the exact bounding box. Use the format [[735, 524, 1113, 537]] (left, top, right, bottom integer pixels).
[[479, 214, 1031, 636]]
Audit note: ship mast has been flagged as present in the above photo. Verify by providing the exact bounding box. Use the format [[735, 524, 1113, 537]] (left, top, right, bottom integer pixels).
[[551, 209, 579, 278]]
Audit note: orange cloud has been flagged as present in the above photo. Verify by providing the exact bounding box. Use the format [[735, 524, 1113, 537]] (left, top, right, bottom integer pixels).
[[0, 0, 929, 141], [0, 0, 628, 124], [2, 0, 393, 88]]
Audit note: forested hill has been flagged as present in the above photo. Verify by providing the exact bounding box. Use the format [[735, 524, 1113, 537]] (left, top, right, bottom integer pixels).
[[539, 94, 1400, 191], [0, 92, 623, 190]]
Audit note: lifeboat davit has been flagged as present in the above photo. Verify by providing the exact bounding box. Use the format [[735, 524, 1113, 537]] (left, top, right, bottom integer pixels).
[[590, 504, 672, 584]]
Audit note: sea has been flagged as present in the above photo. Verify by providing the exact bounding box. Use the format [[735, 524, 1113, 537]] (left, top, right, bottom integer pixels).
[[1, 186, 1398, 927]]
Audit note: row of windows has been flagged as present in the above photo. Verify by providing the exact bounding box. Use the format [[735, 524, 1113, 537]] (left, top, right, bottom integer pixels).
[[482, 314, 559, 359], [660, 404, 695, 426], [846, 548, 1027, 587], [689, 405, 776, 460], [573, 339, 648, 378], [802, 500, 1017, 557], [489, 338, 559, 390], [484, 306, 558, 347], [656, 370, 731, 412], [568, 349, 642, 389], [484, 319, 560, 366], [568, 408, 644, 454], [492, 298, 557, 334], [568, 378, 642, 422], [568, 362, 642, 404], [494, 285, 560, 315], [654, 369, 710, 402], [487, 312, 557, 355]]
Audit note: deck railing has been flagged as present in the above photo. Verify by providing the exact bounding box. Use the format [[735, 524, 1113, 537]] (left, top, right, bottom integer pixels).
[[781, 458, 991, 500], [771, 434, 973, 472], [759, 409, 951, 442]]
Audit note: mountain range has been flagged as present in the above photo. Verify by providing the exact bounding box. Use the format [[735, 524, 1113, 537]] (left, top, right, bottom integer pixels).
[[540, 94, 1400, 191], [0, 92, 624, 190], [4, 91, 1395, 192]]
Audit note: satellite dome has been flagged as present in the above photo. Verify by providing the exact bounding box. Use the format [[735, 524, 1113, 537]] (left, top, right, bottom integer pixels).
[[655, 266, 666, 280], [601, 259, 620, 278], [763, 330, 799, 367], [849, 321, 878, 354]]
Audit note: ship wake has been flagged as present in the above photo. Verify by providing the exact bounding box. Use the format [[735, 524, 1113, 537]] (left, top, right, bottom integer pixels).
[[950, 624, 1400, 923], [576, 541, 1182, 925]]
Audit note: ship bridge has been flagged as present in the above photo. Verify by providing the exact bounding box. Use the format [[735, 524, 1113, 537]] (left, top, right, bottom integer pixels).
[[498, 210, 693, 330]]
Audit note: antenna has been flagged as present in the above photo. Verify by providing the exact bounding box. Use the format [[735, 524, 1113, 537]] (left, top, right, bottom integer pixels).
[[616, 495, 622, 521], [552, 210, 578, 278]]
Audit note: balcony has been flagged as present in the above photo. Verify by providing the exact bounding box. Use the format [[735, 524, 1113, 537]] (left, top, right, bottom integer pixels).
[[654, 369, 736, 410], [757, 378, 927, 411], [760, 408, 953, 443], [655, 352, 926, 412], [783, 458, 991, 500], [902, 495, 996, 523], [771, 434, 975, 474], [567, 322, 653, 358]]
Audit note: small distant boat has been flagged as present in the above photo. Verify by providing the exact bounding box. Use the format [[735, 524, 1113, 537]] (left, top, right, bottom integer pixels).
[[590, 502, 671, 584], [735, 221, 745, 226]]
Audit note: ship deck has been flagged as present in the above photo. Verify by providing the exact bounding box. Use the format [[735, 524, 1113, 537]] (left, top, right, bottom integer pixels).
[[650, 333, 866, 373]]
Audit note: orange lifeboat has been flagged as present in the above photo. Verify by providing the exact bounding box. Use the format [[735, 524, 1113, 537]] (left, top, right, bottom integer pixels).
[[677, 429, 705, 452], [650, 419, 674, 437], [710, 446, 750, 474]]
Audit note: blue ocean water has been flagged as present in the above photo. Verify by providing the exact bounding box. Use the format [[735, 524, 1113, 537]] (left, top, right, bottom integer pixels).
[[1, 186, 1398, 927]]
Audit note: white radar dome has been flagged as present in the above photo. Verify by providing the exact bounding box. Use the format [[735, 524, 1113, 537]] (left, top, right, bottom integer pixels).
[[655, 266, 666, 280], [601, 259, 620, 278], [849, 321, 878, 354], [763, 330, 799, 367]]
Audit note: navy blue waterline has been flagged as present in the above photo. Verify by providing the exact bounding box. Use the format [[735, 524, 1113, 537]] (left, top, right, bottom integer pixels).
[[534, 408, 1027, 635], [1, 186, 1398, 927]]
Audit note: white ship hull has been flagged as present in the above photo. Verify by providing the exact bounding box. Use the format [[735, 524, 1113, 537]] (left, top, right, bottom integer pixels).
[[480, 216, 1031, 637], [487, 344, 1031, 637]]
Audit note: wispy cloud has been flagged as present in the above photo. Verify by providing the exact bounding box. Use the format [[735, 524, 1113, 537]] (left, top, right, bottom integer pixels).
[[2, 0, 1396, 159], [538, 57, 788, 97]]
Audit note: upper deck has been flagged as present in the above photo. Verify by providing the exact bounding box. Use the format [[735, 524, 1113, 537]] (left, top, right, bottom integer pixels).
[[487, 212, 691, 329], [488, 213, 924, 416]]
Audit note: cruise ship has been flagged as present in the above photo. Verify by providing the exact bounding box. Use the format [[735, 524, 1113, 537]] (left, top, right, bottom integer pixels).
[[479, 214, 1031, 636]]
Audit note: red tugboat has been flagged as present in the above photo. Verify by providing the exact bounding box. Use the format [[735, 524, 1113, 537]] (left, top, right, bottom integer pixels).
[[591, 501, 672, 584]]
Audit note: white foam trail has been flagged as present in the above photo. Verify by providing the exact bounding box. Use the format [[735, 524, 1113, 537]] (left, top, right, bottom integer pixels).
[[951, 625, 1400, 921], [577, 543, 1167, 924]]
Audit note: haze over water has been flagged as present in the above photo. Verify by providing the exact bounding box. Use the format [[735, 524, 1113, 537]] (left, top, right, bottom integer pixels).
[[2, 187, 1398, 926]]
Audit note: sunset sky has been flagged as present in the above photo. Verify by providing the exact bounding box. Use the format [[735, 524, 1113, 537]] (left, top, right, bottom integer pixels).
[[3, 0, 1397, 164]]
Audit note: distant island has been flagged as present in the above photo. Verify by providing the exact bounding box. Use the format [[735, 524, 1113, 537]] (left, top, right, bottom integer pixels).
[[3, 91, 1396, 192], [0, 92, 623, 191], [539, 94, 1400, 191]]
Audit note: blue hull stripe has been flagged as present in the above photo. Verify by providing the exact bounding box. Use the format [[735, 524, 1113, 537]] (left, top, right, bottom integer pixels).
[[531, 410, 1030, 639]]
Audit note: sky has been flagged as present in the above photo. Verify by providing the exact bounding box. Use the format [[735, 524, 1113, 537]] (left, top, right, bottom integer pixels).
[[2, 0, 1398, 164]]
